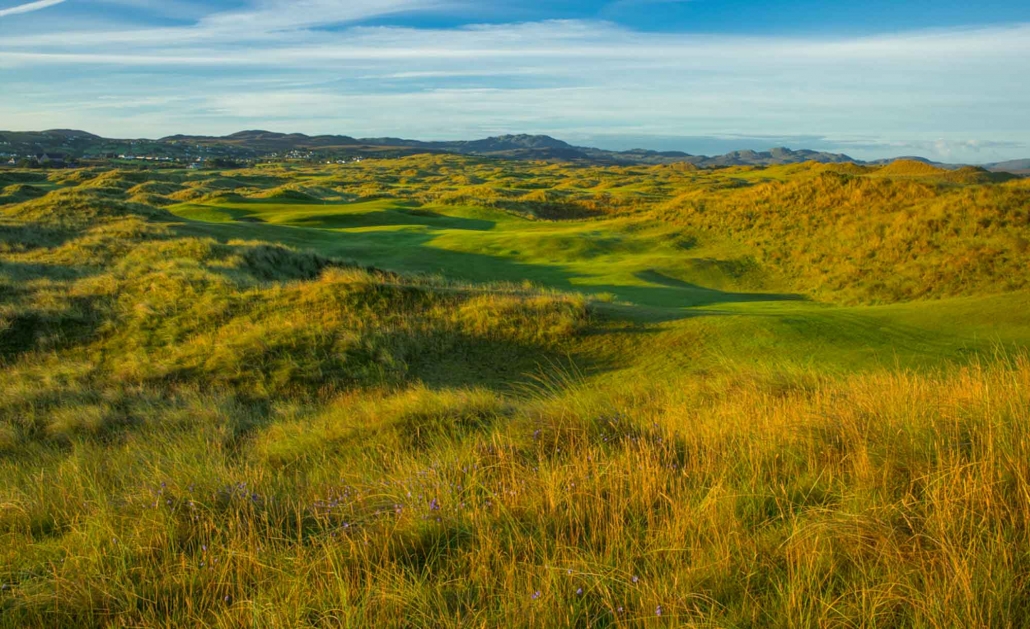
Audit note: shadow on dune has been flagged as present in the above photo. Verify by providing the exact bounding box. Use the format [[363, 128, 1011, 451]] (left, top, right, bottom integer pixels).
[[634, 269, 804, 306], [171, 212, 803, 316]]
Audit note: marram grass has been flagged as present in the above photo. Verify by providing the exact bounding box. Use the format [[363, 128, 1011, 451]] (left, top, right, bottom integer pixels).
[[3, 361, 1030, 627], [2, 159, 1030, 627]]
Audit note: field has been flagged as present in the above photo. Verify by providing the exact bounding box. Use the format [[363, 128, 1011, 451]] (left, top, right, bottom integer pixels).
[[2, 156, 1030, 627]]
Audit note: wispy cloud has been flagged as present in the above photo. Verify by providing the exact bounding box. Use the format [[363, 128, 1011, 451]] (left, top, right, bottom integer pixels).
[[0, 8, 1028, 162], [0, 0, 65, 18], [195, 0, 458, 34]]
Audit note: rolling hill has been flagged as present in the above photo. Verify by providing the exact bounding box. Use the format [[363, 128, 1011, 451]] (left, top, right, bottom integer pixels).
[[6, 129, 1025, 171], [2, 155, 1030, 627]]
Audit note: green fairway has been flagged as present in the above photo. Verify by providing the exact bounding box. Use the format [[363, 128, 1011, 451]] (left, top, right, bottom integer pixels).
[[168, 195, 1030, 372], [170, 198, 799, 309]]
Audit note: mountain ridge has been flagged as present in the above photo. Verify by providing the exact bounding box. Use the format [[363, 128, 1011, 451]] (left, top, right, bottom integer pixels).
[[0, 129, 1025, 172]]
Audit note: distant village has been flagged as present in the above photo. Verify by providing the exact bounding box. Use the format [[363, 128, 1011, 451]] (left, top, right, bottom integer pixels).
[[0, 136, 371, 169]]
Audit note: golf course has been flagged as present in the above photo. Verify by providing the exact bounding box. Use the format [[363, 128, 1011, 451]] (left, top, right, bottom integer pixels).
[[2, 155, 1030, 626]]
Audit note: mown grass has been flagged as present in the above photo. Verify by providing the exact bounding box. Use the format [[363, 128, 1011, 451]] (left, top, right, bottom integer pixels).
[[157, 156, 1030, 307], [2, 159, 1030, 627]]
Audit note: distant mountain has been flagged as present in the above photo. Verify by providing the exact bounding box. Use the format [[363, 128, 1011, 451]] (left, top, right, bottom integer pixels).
[[149, 131, 868, 166], [0, 129, 106, 157], [163, 130, 364, 151], [449, 134, 576, 153], [985, 159, 1030, 175], [866, 156, 944, 166], [1, 129, 1027, 172], [683, 147, 856, 167]]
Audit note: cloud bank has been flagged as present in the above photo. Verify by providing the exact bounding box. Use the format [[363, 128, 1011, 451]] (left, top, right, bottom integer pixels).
[[0, 1, 1027, 162]]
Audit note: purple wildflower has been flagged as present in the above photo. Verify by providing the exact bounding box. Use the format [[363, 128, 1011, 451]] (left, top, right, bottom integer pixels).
[[656, 605, 663, 616]]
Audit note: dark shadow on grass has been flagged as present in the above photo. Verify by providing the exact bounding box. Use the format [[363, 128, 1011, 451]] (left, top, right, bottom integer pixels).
[[170, 215, 804, 315], [634, 269, 804, 305], [0, 222, 77, 250], [166, 207, 811, 315], [287, 207, 495, 231]]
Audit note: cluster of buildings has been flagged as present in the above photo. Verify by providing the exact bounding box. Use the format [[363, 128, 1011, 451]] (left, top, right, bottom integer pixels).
[[115, 154, 176, 162], [1, 153, 69, 167], [267, 149, 316, 160]]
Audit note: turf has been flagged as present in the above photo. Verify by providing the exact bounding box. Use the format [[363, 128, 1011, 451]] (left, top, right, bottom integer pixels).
[[170, 198, 797, 308], [3, 158, 1030, 628], [167, 194, 1030, 371]]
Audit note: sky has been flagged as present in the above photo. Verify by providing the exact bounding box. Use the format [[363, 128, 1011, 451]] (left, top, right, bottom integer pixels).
[[1, 0, 1029, 162]]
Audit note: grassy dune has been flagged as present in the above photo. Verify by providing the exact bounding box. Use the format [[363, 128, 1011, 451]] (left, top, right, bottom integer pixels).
[[2, 158, 1030, 627]]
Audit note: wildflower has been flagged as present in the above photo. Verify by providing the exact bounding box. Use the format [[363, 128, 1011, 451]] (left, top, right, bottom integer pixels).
[[429, 498, 440, 511], [576, 588, 583, 596], [224, 595, 231, 603], [656, 605, 663, 616], [631, 575, 639, 584], [532, 591, 541, 600], [616, 606, 624, 614]]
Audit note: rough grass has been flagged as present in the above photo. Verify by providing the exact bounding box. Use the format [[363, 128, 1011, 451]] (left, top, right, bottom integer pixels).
[[1, 161, 1030, 627], [660, 172, 1030, 303], [3, 357, 1029, 627]]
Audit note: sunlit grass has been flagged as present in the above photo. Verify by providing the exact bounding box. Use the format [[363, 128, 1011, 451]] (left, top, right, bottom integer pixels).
[[2, 159, 1029, 626]]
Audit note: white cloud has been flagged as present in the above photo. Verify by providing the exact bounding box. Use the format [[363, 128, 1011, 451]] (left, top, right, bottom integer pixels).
[[0, 13, 1028, 162], [197, 0, 457, 33], [0, 0, 65, 18]]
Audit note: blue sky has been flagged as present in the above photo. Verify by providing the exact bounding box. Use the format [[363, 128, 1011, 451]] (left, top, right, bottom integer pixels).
[[1, 0, 1029, 162]]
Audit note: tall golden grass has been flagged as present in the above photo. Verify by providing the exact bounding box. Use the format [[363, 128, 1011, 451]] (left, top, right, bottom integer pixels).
[[2, 162, 1029, 626]]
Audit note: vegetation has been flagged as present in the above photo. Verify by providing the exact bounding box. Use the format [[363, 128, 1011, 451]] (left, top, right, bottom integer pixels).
[[2, 156, 1029, 627]]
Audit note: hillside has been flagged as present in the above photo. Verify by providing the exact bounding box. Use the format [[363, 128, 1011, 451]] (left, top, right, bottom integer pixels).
[[2, 158, 1030, 627], [987, 158, 1030, 175], [8, 129, 1025, 170], [656, 165, 1029, 302]]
